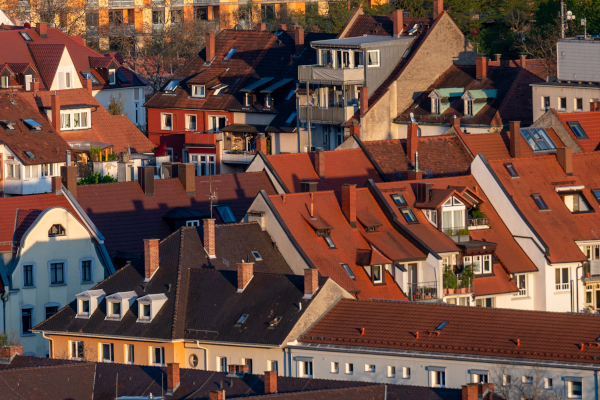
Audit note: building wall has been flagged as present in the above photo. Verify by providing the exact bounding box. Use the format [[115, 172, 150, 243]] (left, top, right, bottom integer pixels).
[[9, 208, 103, 356], [531, 84, 600, 121], [49, 49, 83, 91], [246, 157, 287, 194], [93, 86, 147, 129], [1, 144, 64, 196]]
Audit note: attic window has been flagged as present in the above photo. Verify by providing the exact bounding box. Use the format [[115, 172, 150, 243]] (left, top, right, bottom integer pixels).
[[0, 120, 16, 130], [22, 119, 42, 131], [520, 127, 556, 152], [324, 236, 335, 248], [164, 80, 180, 93], [391, 193, 407, 206], [465, 99, 473, 116], [401, 208, 418, 223], [25, 151, 35, 159], [532, 193, 549, 210], [592, 189, 600, 205], [215, 204, 236, 223], [365, 225, 378, 233], [251, 251, 262, 261], [436, 322, 448, 330], [192, 85, 205, 98], [48, 224, 66, 237], [223, 47, 237, 62], [567, 121, 588, 139], [559, 191, 592, 213], [504, 162, 518, 177], [268, 316, 282, 329], [19, 31, 32, 41], [235, 313, 249, 327], [108, 69, 116, 85], [341, 263, 355, 279]]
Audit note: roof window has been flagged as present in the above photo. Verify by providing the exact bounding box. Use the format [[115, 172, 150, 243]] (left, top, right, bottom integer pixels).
[[401, 208, 418, 223], [504, 162, 518, 177], [592, 189, 600, 205], [251, 251, 262, 261], [223, 47, 237, 62], [235, 313, 249, 327], [341, 263, 355, 279], [559, 192, 591, 213], [22, 119, 42, 131], [215, 204, 236, 223], [285, 112, 297, 124], [286, 88, 296, 100], [391, 193, 407, 206], [136, 294, 168, 323], [324, 235, 335, 248], [0, 120, 16, 130], [436, 322, 448, 330], [268, 316, 282, 329], [520, 127, 556, 152], [25, 151, 35, 159], [163, 80, 180, 93], [567, 121, 588, 139], [19, 31, 32, 41], [82, 71, 101, 85], [532, 193, 549, 210], [75, 289, 106, 319], [48, 224, 65, 237]]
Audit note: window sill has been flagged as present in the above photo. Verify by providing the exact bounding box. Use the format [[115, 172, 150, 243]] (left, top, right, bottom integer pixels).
[[137, 318, 152, 323], [511, 295, 531, 300], [75, 314, 90, 319], [105, 316, 122, 321], [50, 283, 67, 287], [554, 290, 571, 294], [21, 333, 35, 337], [22, 286, 35, 289], [81, 281, 94, 285]]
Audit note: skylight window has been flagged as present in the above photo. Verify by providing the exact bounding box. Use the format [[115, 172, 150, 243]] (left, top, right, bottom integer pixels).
[[436, 322, 448, 330], [567, 121, 588, 139], [22, 119, 42, 131], [520, 127, 556, 152], [251, 251, 262, 261], [341, 263, 355, 279], [324, 236, 335, 248], [223, 47, 237, 62], [215, 204, 236, 223], [19, 31, 32, 41], [504, 162, 518, 178], [592, 189, 600, 205], [163, 80, 180, 93], [25, 151, 35, 159], [401, 208, 418, 223], [268, 316, 282, 329], [532, 193, 549, 210], [82, 72, 101, 85], [391, 193, 407, 206], [559, 192, 591, 213], [0, 120, 16, 130], [285, 112, 297, 124], [235, 313, 249, 327], [286, 88, 296, 100]]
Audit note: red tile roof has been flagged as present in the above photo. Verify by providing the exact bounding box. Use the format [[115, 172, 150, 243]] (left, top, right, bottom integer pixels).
[[21, 88, 154, 153], [27, 43, 65, 89], [299, 298, 600, 366], [488, 152, 600, 263], [265, 149, 383, 195], [555, 110, 600, 153], [472, 263, 519, 296], [76, 172, 277, 256]]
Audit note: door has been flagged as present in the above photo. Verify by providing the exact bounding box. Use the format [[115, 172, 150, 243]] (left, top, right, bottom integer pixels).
[[409, 263, 417, 299]]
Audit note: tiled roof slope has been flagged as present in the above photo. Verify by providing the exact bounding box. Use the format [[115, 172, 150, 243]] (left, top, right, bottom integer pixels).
[[0, 92, 71, 165], [555, 110, 600, 152], [343, 13, 432, 37], [266, 149, 383, 194], [488, 152, 600, 263], [300, 298, 600, 366], [36, 225, 324, 344], [20, 88, 154, 153], [396, 62, 546, 127], [269, 189, 425, 300], [0, 355, 466, 400], [361, 135, 472, 181], [0, 193, 81, 252], [0, 26, 145, 90], [76, 172, 277, 256]]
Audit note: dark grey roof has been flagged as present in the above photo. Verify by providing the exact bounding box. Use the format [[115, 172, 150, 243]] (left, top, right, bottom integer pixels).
[[162, 207, 209, 219]]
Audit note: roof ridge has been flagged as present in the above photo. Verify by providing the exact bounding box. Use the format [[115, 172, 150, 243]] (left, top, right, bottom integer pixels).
[[247, 384, 386, 398], [0, 360, 92, 372], [269, 190, 336, 198], [170, 228, 186, 339]]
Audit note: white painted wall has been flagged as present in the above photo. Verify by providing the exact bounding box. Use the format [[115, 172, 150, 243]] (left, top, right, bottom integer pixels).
[[93, 87, 146, 129], [531, 84, 600, 121], [7, 207, 104, 356], [246, 157, 287, 194], [1, 144, 64, 196], [49, 49, 83, 91]]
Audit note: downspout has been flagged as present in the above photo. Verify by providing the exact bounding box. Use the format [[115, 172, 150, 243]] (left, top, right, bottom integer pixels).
[[195, 341, 208, 370], [595, 370, 599, 400], [306, 81, 311, 152], [576, 264, 582, 313], [42, 332, 54, 358], [1, 291, 7, 336]]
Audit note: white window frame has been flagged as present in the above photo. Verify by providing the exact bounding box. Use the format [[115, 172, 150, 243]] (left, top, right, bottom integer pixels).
[[346, 363, 353, 375], [331, 361, 339, 374], [566, 378, 583, 399], [60, 110, 91, 131], [388, 366, 396, 378], [100, 342, 114, 363], [471, 370, 489, 384], [185, 220, 200, 227], [208, 115, 227, 132], [78, 298, 90, 317], [161, 113, 173, 131], [482, 254, 492, 273], [372, 264, 383, 284], [24, 165, 39, 179], [25, 74, 32, 91], [185, 114, 197, 131], [42, 163, 54, 177], [107, 300, 121, 319], [217, 356, 227, 372], [0, 75, 9, 88], [429, 368, 446, 388], [544, 377, 553, 389], [432, 97, 441, 114], [150, 346, 165, 366], [367, 50, 380, 67], [514, 274, 527, 297], [125, 344, 134, 364], [403, 366, 411, 379], [56, 66, 74, 90], [365, 364, 376, 373], [268, 360, 278, 372], [192, 85, 205, 98], [5, 163, 20, 179], [574, 97, 583, 111], [70, 340, 85, 360], [298, 360, 313, 378], [109, 69, 116, 85], [555, 267, 570, 291]]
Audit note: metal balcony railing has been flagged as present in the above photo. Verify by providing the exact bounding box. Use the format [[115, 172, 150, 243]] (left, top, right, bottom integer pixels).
[[514, 287, 527, 297], [222, 151, 256, 164], [298, 65, 364, 83], [109, 0, 134, 7], [468, 218, 489, 229], [408, 281, 438, 301], [298, 105, 356, 124]]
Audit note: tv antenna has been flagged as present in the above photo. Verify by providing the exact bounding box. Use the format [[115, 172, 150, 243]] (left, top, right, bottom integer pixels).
[[201, 176, 221, 219]]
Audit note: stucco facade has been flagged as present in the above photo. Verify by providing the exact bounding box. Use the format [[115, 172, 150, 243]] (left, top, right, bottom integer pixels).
[[531, 83, 600, 122], [93, 86, 146, 130]]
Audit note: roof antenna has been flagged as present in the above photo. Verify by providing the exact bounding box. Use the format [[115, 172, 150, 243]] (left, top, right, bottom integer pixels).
[[202, 176, 221, 219]]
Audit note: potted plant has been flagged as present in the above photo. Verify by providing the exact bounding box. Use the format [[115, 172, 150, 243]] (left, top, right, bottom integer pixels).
[[461, 264, 475, 293], [443, 265, 457, 295], [457, 228, 470, 242]]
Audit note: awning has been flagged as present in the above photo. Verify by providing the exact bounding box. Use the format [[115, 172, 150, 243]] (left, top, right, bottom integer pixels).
[[220, 124, 267, 134], [240, 77, 274, 92], [260, 78, 294, 93]]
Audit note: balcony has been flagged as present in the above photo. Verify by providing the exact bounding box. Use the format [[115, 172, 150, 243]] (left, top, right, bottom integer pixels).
[[184, 132, 216, 145], [468, 218, 489, 230], [222, 150, 256, 164], [298, 105, 356, 124], [298, 65, 364, 84], [108, 0, 134, 7], [408, 281, 438, 301]]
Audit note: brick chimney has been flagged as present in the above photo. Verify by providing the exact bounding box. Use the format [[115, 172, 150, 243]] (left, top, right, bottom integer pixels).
[[167, 363, 180, 395], [520, 54, 527, 68], [51, 176, 62, 194], [509, 121, 521, 159], [264, 371, 277, 394], [304, 268, 319, 299], [278, 24, 287, 31], [295, 28, 304, 55], [60, 166, 77, 200], [137, 166, 155, 197], [433, 0, 443, 19], [341, 183, 357, 228], [590, 99, 600, 111], [407, 122, 418, 164], [35, 22, 47, 38], [258, 23, 267, 31], [314, 148, 325, 180], [360, 86, 368, 116], [32, 79, 39, 92], [203, 218, 216, 258], [144, 238, 159, 280], [256, 133, 268, 154], [495, 54, 501, 62], [206, 32, 215, 62], [476, 57, 487, 80], [237, 261, 254, 292], [461, 384, 479, 400], [556, 147, 573, 175], [452, 116, 460, 131], [393, 9, 403, 38], [51, 92, 60, 133], [175, 163, 196, 194], [82, 77, 93, 93], [209, 390, 226, 400]]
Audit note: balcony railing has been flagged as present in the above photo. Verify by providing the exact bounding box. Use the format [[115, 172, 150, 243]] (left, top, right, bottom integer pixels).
[[555, 282, 570, 291], [109, 0, 134, 7], [298, 105, 356, 124], [514, 287, 527, 297], [468, 218, 489, 230], [222, 151, 256, 164], [184, 132, 216, 145], [408, 281, 438, 301], [298, 65, 364, 83]]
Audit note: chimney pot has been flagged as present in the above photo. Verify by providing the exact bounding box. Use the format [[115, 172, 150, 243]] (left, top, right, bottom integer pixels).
[[206, 32, 216, 62], [509, 121, 521, 159], [359, 86, 368, 116], [174, 163, 196, 194], [83, 77, 93, 93], [137, 166, 155, 197], [167, 363, 180, 394], [295, 28, 304, 55], [432, 0, 443, 19], [144, 239, 159, 280], [304, 269, 319, 298], [393, 9, 403, 37], [476, 57, 487, 79], [264, 371, 278, 394], [256, 133, 268, 154], [51, 92, 60, 133], [314, 148, 325, 180], [209, 390, 226, 400], [203, 218, 216, 258], [556, 147, 573, 175], [237, 261, 254, 292], [341, 184, 357, 228], [60, 166, 77, 200], [407, 123, 418, 164]]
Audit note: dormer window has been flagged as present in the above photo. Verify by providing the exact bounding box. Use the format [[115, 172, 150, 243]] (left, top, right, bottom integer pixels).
[[105, 291, 137, 321], [108, 69, 116, 85], [1, 76, 9, 88], [60, 110, 91, 130], [559, 191, 591, 213], [76, 289, 106, 318], [81, 300, 89, 315], [372, 264, 383, 284], [465, 99, 473, 116], [367, 50, 380, 67], [423, 209, 438, 227], [441, 196, 465, 233], [432, 97, 441, 115], [265, 94, 272, 108], [110, 302, 120, 317], [49, 224, 65, 237], [192, 85, 205, 98], [136, 293, 168, 323]]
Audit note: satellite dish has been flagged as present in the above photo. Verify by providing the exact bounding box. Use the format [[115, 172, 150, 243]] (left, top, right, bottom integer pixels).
[[409, 112, 417, 124]]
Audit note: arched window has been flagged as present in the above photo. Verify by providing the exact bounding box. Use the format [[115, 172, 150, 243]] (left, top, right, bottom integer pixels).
[[48, 224, 65, 237]]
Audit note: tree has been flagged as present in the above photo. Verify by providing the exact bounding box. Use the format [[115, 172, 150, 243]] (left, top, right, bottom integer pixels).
[[393, 0, 427, 18], [108, 92, 126, 116], [490, 364, 565, 400], [518, 20, 560, 76]]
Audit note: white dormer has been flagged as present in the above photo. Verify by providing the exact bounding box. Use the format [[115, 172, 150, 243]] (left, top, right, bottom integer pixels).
[[50, 47, 83, 91], [105, 291, 137, 321], [75, 289, 106, 319], [136, 293, 167, 323]]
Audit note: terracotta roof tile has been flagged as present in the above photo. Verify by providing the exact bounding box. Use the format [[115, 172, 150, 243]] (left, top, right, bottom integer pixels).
[[555, 110, 600, 153], [27, 43, 65, 89], [471, 262, 519, 296]]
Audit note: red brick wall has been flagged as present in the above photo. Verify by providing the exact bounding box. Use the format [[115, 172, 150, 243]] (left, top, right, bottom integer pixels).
[[237, 262, 254, 290], [304, 269, 319, 296], [264, 370, 277, 394], [203, 219, 215, 256], [167, 363, 180, 390], [144, 239, 159, 279]]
